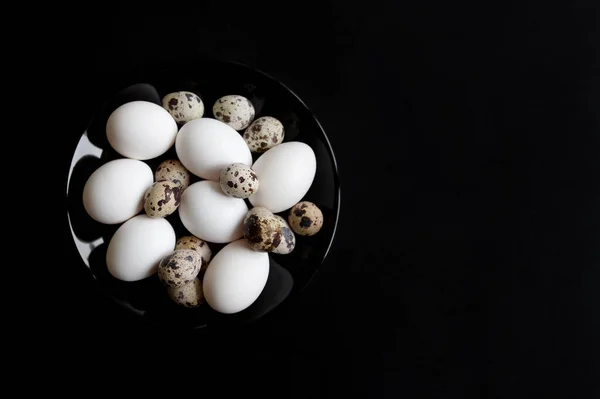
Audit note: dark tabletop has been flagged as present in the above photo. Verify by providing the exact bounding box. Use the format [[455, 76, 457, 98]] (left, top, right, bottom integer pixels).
[[60, 3, 599, 397]]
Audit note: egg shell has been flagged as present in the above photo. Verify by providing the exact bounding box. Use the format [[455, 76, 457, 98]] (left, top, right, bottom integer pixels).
[[162, 91, 204, 124], [175, 236, 212, 275], [106, 101, 178, 160], [106, 215, 176, 282], [144, 180, 182, 218], [249, 142, 317, 213], [178, 180, 248, 243], [167, 278, 204, 308], [243, 207, 283, 252], [158, 249, 202, 287], [83, 159, 153, 225], [203, 239, 269, 314], [175, 118, 252, 181], [155, 160, 191, 190], [272, 215, 296, 254], [288, 201, 324, 236], [175, 236, 212, 262], [219, 163, 259, 198], [212, 95, 255, 130], [243, 116, 285, 153]]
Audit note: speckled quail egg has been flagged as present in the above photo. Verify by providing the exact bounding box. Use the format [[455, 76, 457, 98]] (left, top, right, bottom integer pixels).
[[244, 116, 285, 153], [162, 91, 204, 124], [175, 235, 212, 275], [219, 163, 259, 198], [272, 215, 296, 255], [158, 249, 202, 287], [213, 95, 255, 130], [155, 159, 191, 191], [144, 180, 182, 218], [288, 201, 324, 236], [243, 207, 283, 252], [167, 278, 204, 308]]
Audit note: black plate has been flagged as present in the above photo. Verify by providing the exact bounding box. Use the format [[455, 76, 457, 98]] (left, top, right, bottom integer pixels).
[[65, 59, 341, 330]]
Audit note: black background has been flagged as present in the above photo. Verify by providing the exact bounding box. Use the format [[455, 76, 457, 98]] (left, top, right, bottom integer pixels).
[[60, 3, 599, 397]]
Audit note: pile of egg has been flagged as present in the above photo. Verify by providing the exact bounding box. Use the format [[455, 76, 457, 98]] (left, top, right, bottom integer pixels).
[[82, 90, 324, 314]]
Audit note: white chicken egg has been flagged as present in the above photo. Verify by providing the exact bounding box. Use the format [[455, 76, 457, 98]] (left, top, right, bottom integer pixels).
[[106, 101, 178, 160], [249, 142, 317, 213], [175, 118, 252, 181], [106, 214, 176, 282], [82, 158, 153, 224], [203, 239, 269, 314], [178, 180, 248, 243]]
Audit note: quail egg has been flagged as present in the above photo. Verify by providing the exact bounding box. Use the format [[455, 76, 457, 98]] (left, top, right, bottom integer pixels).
[[155, 159, 191, 190], [162, 91, 204, 124], [213, 95, 255, 130], [175, 235, 212, 275], [288, 201, 323, 236], [243, 116, 285, 153], [158, 249, 202, 287], [167, 278, 204, 308], [243, 207, 283, 252], [272, 215, 296, 255], [144, 180, 182, 218], [219, 163, 259, 198]]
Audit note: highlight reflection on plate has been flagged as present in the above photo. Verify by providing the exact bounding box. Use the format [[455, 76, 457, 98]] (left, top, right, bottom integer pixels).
[[65, 60, 340, 330]]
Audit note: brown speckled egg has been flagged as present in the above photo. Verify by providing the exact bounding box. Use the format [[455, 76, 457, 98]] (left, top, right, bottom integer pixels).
[[158, 249, 202, 288], [288, 201, 323, 236], [243, 116, 285, 153], [155, 160, 191, 191], [219, 163, 259, 198], [162, 91, 204, 124], [167, 278, 204, 308], [272, 215, 296, 255], [144, 180, 182, 218], [213, 95, 255, 130], [243, 207, 283, 252], [175, 235, 212, 275]]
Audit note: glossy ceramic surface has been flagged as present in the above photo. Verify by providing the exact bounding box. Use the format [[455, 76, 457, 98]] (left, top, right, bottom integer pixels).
[[65, 60, 340, 330]]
